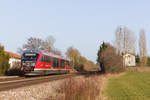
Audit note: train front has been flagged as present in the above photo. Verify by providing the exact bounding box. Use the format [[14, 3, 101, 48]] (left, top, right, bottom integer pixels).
[[21, 50, 40, 75]]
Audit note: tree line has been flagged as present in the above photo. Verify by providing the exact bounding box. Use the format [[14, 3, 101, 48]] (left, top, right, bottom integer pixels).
[[66, 46, 99, 72], [115, 25, 148, 66], [0, 35, 99, 75], [18, 35, 99, 72], [97, 25, 149, 73], [0, 26, 149, 75]]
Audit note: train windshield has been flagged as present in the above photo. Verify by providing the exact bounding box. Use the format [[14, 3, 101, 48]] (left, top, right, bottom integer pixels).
[[22, 53, 39, 61]]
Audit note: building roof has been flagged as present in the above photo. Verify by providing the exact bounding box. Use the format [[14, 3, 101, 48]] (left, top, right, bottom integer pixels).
[[122, 53, 136, 56], [5, 51, 21, 59], [123, 53, 136, 58]]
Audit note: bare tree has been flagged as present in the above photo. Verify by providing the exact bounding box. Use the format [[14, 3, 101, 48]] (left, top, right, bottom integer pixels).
[[24, 37, 43, 50], [115, 26, 123, 55], [17, 35, 61, 56], [42, 35, 55, 53], [115, 26, 136, 55], [139, 29, 147, 65], [124, 26, 136, 54], [52, 48, 61, 56], [17, 37, 43, 54]]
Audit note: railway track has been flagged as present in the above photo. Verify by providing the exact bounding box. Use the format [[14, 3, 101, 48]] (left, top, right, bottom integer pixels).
[[0, 73, 78, 92], [0, 77, 26, 82]]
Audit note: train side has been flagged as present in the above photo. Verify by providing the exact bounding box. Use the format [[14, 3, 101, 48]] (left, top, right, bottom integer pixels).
[[21, 50, 70, 75]]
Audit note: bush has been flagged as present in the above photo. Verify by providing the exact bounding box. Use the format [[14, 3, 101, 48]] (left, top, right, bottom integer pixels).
[[5, 61, 23, 76], [136, 54, 140, 64], [97, 43, 124, 73], [5, 68, 24, 76], [147, 57, 150, 66], [74, 64, 85, 72], [53, 76, 100, 100], [0, 45, 10, 75]]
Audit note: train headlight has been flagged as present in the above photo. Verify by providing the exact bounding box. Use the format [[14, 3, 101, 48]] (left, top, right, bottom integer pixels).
[[22, 63, 26, 66]]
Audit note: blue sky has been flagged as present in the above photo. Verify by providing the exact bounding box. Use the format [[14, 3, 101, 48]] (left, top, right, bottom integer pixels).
[[0, 0, 150, 62]]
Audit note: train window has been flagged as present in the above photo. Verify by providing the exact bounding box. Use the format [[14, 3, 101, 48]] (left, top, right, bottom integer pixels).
[[66, 61, 70, 65], [61, 60, 65, 68], [45, 56, 51, 62], [49, 56, 51, 62], [40, 55, 44, 62], [22, 53, 39, 61], [40, 55, 51, 63], [53, 58, 59, 68]]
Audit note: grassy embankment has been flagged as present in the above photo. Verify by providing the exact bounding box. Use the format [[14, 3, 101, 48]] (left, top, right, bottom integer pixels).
[[106, 71, 150, 100]]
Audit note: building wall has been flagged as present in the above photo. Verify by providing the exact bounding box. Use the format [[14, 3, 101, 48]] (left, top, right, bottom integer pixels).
[[123, 54, 136, 67], [9, 58, 21, 68]]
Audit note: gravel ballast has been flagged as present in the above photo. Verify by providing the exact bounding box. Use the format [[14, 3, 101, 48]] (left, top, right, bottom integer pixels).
[[0, 79, 62, 100], [0, 75, 105, 100]]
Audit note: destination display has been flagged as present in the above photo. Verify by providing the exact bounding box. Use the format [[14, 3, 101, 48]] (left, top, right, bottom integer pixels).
[[25, 53, 36, 56]]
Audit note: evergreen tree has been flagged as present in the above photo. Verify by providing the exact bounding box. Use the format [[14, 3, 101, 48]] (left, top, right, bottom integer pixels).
[[97, 42, 107, 72], [97, 42, 107, 62]]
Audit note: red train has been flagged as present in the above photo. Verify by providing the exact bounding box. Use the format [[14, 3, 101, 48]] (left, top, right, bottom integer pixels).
[[21, 50, 70, 75]]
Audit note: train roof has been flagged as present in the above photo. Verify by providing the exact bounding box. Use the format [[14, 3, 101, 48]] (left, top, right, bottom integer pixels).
[[23, 49, 41, 54], [41, 51, 70, 61]]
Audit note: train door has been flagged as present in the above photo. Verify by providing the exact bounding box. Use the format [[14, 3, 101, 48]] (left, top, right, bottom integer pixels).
[[52, 57, 59, 69], [44, 55, 51, 69], [40, 54, 51, 69], [66, 60, 70, 69]]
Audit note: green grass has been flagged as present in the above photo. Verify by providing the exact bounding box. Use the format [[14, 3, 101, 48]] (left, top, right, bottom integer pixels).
[[106, 72, 150, 100]]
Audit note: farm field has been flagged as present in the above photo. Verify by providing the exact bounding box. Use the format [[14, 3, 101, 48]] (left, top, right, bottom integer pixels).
[[106, 72, 150, 100]]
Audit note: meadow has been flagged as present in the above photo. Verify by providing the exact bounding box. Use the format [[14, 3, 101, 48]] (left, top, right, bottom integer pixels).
[[106, 72, 150, 100]]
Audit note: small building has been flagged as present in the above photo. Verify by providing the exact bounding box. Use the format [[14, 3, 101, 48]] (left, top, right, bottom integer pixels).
[[123, 53, 136, 67], [5, 51, 21, 68]]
